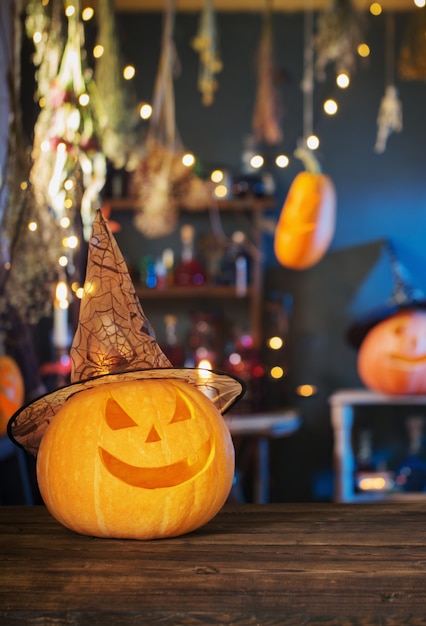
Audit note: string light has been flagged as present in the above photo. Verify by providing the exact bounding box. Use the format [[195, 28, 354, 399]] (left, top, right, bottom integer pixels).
[[275, 154, 290, 168], [268, 336, 284, 350], [270, 366, 285, 379], [182, 153, 195, 167], [78, 93, 90, 106], [139, 103, 152, 119], [123, 65, 135, 80], [93, 44, 104, 59], [82, 7, 94, 21], [336, 72, 350, 88], [323, 99, 338, 115], [306, 134, 320, 150], [65, 5, 75, 18], [296, 384, 317, 397], [357, 43, 371, 57], [250, 154, 264, 169], [211, 169, 224, 183], [369, 2, 382, 14], [213, 184, 228, 199]]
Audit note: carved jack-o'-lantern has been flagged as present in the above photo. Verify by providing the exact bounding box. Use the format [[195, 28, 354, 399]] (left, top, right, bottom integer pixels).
[[0, 356, 24, 435], [8, 211, 243, 540], [274, 170, 336, 270], [357, 309, 426, 395], [36, 379, 235, 539]]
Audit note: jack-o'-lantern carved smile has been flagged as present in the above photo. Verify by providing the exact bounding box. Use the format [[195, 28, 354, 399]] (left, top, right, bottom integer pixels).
[[99, 440, 212, 489], [98, 392, 213, 489]]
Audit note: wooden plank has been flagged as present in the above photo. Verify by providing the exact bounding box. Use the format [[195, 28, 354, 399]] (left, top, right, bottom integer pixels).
[[1, 504, 426, 623]]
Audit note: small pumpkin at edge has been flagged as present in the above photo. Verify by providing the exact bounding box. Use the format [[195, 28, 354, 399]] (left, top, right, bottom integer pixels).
[[0, 355, 24, 435]]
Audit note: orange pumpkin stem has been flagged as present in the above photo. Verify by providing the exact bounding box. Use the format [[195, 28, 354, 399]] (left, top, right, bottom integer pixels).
[[294, 146, 321, 174]]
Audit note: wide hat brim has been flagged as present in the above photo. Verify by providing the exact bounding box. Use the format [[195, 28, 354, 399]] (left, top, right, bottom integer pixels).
[[8, 367, 245, 456], [346, 300, 426, 348]]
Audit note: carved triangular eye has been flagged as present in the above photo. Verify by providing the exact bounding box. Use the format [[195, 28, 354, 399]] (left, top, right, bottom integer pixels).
[[106, 398, 138, 430], [170, 389, 193, 423]]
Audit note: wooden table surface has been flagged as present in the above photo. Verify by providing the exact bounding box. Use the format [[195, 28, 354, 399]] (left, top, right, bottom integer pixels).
[[1, 503, 426, 625]]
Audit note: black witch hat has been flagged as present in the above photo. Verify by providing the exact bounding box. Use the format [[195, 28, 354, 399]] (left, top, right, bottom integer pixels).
[[347, 243, 426, 348]]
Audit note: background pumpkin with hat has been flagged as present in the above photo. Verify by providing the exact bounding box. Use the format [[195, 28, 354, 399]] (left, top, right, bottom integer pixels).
[[347, 243, 426, 395]]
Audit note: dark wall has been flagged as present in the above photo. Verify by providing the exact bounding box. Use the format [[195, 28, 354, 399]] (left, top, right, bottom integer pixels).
[[113, 9, 426, 501], [113, 10, 426, 501]]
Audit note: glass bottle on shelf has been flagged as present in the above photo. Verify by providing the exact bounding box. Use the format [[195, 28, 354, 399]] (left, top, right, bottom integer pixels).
[[162, 315, 185, 367], [174, 224, 206, 287]]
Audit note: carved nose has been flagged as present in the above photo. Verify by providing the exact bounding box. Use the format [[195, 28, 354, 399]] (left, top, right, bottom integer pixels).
[[146, 425, 162, 443]]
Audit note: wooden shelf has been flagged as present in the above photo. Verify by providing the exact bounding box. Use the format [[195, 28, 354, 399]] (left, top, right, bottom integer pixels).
[[134, 284, 254, 299], [108, 194, 275, 352], [104, 195, 276, 213]]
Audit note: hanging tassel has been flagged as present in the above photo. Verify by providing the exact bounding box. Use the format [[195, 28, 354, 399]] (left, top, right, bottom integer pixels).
[[192, 0, 222, 106], [315, 0, 364, 81], [251, 1, 283, 145], [375, 14, 402, 154]]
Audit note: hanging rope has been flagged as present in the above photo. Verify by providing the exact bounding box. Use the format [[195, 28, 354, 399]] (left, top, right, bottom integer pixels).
[[374, 12, 402, 154], [251, 0, 283, 146]]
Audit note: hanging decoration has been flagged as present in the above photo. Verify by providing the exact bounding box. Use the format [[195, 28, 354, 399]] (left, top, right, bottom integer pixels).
[[94, 0, 139, 169], [274, 10, 336, 270], [251, 0, 283, 146], [274, 149, 336, 270], [0, 0, 62, 326], [191, 0, 222, 106], [131, 0, 193, 238], [398, 6, 426, 80], [28, 0, 107, 248], [374, 13, 402, 154], [314, 0, 363, 81]]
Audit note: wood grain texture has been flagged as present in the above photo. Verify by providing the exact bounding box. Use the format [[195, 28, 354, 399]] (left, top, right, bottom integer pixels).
[[1, 503, 426, 624]]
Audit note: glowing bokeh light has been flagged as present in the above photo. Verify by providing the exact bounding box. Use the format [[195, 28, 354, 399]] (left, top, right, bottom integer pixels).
[[296, 384, 318, 397], [370, 2, 382, 14], [336, 72, 350, 88], [357, 43, 371, 57], [270, 366, 284, 379], [275, 154, 290, 168], [306, 134, 320, 150], [250, 154, 264, 169], [268, 336, 284, 350], [323, 99, 338, 115], [123, 65, 136, 80], [139, 103, 152, 119], [182, 153, 195, 167], [211, 169, 224, 183]]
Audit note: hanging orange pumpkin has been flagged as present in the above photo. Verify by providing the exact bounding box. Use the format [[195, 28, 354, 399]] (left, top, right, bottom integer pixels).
[[36, 378, 235, 540], [274, 151, 336, 270], [357, 309, 426, 395], [0, 355, 24, 435]]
